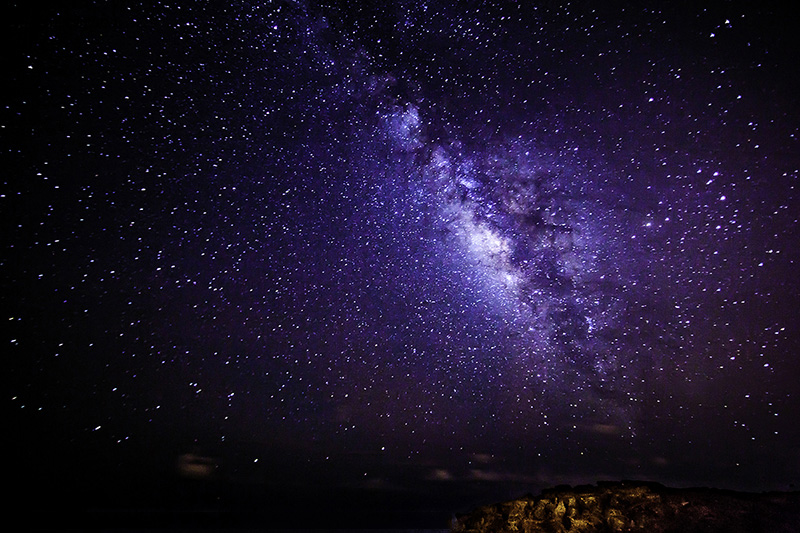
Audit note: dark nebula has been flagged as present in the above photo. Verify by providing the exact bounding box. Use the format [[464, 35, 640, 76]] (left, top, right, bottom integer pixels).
[[5, 0, 800, 528]]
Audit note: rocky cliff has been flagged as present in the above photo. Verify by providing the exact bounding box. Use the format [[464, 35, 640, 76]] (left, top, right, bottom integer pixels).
[[452, 481, 800, 533]]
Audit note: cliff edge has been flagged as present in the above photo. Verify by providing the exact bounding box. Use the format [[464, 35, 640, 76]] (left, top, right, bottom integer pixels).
[[452, 481, 800, 533]]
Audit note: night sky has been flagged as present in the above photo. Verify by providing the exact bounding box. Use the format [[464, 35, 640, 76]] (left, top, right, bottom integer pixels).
[[6, 0, 800, 529]]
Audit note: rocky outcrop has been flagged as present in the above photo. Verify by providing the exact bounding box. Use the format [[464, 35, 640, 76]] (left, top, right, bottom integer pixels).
[[452, 481, 800, 533]]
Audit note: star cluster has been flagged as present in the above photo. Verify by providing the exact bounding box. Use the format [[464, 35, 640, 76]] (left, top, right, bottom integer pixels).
[[6, 0, 800, 526]]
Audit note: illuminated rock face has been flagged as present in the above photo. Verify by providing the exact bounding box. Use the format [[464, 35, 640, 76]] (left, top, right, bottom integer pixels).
[[452, 481, 800, 533]]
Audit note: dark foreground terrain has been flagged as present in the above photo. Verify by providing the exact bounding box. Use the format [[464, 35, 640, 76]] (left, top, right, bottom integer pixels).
[[453, 481, 800, 533]]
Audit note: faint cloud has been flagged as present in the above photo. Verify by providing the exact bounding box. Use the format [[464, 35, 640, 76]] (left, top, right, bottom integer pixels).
[[176, 452, 218, 480], [590, 423, 621, 436], [470, 469, 504, 481], [470, 453, 495, 464], [427, 468, 454, 481]]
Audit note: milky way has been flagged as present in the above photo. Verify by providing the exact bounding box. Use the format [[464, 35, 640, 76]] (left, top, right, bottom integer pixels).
[[6, 1, 800, 526]]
